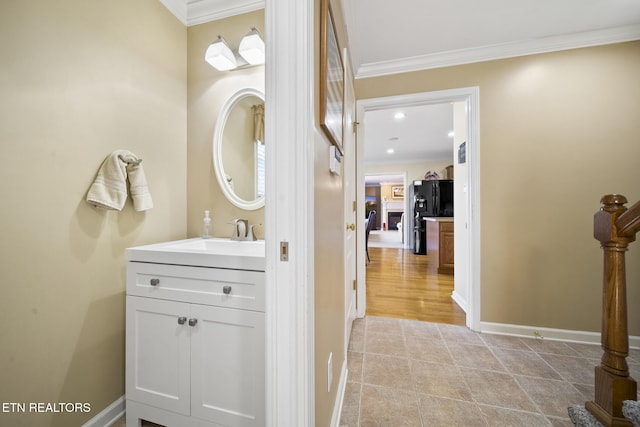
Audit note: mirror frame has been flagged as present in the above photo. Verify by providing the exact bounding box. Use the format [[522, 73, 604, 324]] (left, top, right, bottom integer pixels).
[[213, 87, 266, 210]]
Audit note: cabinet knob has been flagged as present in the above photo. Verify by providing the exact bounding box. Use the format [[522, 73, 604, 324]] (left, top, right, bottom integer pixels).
[[150, 278, 160, 286], [177, 316, 187, 325], [223, 285, 232, 295], [188, 318, 198, 327]]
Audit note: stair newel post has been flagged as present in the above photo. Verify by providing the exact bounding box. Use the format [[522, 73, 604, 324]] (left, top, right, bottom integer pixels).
[[586, 194, 637, 427]]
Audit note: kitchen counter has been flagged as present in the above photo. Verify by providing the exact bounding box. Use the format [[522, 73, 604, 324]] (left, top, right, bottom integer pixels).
[[424, 218, 454, 274], [423, 217, 454, 222]]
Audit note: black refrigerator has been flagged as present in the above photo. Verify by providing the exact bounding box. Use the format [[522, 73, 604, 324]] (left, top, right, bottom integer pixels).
[[410, 180, 453, 254]]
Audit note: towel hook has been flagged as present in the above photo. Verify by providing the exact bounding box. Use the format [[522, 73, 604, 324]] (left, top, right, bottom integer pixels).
[[118, 154, 142, 166]]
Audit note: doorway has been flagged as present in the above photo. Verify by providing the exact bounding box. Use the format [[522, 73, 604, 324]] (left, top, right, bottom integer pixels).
[[356, 87, 481, 330]]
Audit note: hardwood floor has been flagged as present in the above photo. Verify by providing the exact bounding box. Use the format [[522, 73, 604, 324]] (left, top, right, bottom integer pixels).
[[365, 246, 466, 326]]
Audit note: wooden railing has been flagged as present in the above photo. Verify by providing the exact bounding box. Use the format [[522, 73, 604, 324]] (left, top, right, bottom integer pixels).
[[586, 194, 639, 426]]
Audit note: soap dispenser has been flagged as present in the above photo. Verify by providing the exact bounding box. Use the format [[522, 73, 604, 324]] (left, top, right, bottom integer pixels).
[[202, 210, 212, 239]]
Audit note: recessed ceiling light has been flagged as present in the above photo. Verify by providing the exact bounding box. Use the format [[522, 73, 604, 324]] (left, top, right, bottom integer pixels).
[[394, 112, 405, 120], [386, 148, 395, 154]]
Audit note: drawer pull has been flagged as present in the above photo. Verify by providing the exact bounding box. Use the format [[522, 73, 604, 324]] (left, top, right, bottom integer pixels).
[[188, 318, 198, 327], [223, 285, 232, 295], [177, 316, 187, 325], [150, 278, 160, 287]]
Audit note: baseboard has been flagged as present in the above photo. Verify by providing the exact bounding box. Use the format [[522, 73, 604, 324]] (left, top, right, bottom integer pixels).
[[81, 395, 125, 427], [479, 321, 640, 349], [330, 360, 348, 427], [450, 291, 468, 313]]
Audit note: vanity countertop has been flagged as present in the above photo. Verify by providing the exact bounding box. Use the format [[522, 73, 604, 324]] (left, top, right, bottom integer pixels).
[[126, 237, 265, 271]]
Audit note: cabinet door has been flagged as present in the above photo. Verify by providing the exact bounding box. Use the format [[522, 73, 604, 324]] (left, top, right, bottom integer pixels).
[[126, 296, 191, 416], [440, 225, 455, 272], [190, 304, 265, 426]]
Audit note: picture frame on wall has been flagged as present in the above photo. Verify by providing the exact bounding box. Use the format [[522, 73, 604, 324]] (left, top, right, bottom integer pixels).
[[392, 186, 404, 199], [319, 0, 344, 154]]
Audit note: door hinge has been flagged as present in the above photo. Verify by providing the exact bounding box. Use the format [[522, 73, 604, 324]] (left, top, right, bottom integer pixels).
[[352, 279, 357, 290], [352, 200, 357, 212]]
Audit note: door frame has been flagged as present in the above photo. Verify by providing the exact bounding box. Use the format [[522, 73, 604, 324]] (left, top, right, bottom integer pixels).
[[343, 47, 357, 355], [356, 87, 481, 330], [264, 0, 315, 425]]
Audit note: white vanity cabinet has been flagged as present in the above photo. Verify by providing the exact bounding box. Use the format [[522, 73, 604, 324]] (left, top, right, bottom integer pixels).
[[125, 259, 265, 427]]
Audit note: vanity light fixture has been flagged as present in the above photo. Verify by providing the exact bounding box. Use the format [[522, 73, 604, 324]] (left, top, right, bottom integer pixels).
[[205, 36, 237, 71], [205, 28, 265, 72], [238, 27, 265, 65]]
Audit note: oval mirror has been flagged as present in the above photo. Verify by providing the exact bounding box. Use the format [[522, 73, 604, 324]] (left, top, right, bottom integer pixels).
[[213, 88, 265, 210]]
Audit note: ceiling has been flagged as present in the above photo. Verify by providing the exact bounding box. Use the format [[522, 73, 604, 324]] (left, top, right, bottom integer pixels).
[[160, 0, 640, 168], [342, 0, 640, 79], [363, 103, 453, 165]]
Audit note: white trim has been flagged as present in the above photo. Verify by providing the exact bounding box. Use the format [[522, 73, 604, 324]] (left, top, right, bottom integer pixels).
[[451, 290, 468, 314], [158, 0, 187, 25], [356, 87, 481, 332], [480, 321, 640, 350], [187, 0, 265, 26], [356, 121, 366, 316], [157, 0, 264, 26], [330, 362, 349, 427], [355, 24, 640, 78], [264, 0, 314, 426], [81, 396, 125, 427]]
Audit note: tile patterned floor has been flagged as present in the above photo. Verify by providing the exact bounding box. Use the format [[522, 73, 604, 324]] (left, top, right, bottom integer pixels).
[[340, 316, 640, 427], [113, 315, 639, 426]]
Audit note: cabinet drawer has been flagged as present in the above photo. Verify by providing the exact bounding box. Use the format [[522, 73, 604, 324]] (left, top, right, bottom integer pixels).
[[127, 262, 265, 312]]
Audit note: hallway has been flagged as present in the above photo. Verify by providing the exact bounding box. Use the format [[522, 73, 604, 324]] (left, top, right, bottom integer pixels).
[[338, 316, 626, 426], [365, 244, 465, 326]]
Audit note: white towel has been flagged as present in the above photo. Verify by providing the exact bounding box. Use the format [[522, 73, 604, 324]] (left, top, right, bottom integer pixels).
[[127, 160, 153, 211], [86, 150, 153, 211]]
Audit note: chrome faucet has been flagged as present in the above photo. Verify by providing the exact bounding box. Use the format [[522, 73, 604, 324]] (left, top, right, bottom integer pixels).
[[229, 219, 249, 241], [229, 219, 260, 241], [245, 224, 259, 241]]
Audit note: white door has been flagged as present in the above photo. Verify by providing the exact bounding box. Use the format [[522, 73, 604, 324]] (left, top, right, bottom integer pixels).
[[126, 296, 191, 416], [190, 303, 265, 426], [343, 49, 357, 350]]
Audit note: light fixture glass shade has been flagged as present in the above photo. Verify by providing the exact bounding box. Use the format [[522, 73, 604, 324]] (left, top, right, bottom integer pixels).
[[238, 28, 265, 65], [205, 36, 237, 71]]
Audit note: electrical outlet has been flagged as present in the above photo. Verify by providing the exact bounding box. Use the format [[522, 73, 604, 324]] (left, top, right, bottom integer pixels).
[[327, 352, 333, 392]]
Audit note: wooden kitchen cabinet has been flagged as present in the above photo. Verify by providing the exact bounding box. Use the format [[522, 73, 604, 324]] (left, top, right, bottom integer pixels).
[[426, 219, 454, 274]]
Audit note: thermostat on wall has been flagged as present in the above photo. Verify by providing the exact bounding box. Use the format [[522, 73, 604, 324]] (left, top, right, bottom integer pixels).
[[329, 146, 341, 175]]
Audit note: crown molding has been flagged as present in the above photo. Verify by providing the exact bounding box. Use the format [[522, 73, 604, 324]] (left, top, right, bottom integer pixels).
[[158, 0, 187, 25], [356, 24, 640, 79], [187, 0, 264, 26], [158, 0, 264, 27]]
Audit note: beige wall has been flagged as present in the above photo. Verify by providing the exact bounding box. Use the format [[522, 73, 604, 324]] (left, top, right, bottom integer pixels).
[[313, 0, 348, 424], [380, 184, 403, 202], [0, 1, 187, 426], [366, 160, 453, 185], [356, 41, 640, 335], [187, 11, 265, 239]]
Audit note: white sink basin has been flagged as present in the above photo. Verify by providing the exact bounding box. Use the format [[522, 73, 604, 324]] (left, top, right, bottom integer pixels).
[[126, 237, 265, 271]]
